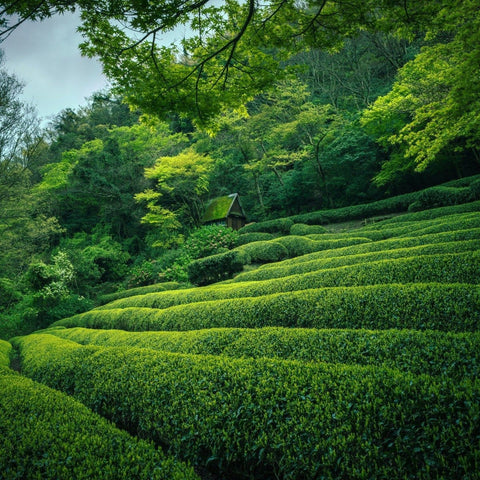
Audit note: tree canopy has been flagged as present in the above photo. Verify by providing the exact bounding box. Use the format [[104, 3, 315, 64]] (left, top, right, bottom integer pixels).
[[0, 0, 462, 127]]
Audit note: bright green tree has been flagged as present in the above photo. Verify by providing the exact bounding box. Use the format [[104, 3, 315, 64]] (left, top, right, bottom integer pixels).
[[136, 148, 215, 248], [362, 0, 480, 184]]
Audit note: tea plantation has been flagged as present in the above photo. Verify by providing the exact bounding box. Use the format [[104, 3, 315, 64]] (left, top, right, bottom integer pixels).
[[3, 199, 480, 479]]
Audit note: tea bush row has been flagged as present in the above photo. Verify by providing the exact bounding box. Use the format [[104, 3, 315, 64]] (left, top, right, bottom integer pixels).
[[333, 211, 480, 242], [49, 326, 480, 381], [362, 200, 480, 226], [87, 250, 480, 313], [187, 236, 373, 285], [0, 339, 10, 369], [239, 192, 419, 232], [289, 223, 327, 235], [274, 227, 480, 267], [233, 239, 479, 282], [0, 346, 197, 479], [98, 282, 185, 305], [239, 185, 480, 234], [15, 334, 480, 480], [236, 232, 275, 245], [54, 283, 480, 333]]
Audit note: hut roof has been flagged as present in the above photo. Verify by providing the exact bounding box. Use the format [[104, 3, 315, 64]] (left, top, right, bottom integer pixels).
[[201, 193, 243, 223]]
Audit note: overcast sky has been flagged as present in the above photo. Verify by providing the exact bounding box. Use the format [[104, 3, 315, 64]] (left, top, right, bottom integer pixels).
[[1, 13, 109, 125]]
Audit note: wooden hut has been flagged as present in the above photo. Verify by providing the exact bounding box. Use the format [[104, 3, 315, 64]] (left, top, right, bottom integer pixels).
[[201, 193, 246, 230]]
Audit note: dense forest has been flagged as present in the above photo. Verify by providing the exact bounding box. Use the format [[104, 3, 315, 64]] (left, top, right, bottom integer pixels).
[[1, 0, 479, 339], [1, 2, 480, 479]]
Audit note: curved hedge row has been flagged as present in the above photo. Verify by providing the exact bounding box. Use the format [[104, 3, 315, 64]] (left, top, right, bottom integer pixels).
[[0, 339, 10, 369], [15, 333, 480, 480], [335, 211, 480, 242], [239, 192, 480, 234], [49, 326, 480, 381], [87, 251, 480, 313], [274, 227, 480, 267], [273, 235, 372, 257], [53, 283, 480, 333], [233, 239, 479, 282], [289, 223, 327, 235], [0, 357, 198, 479], [98, 282, 185, 305], [187, 235, 373, 286], [236, 232, 275, 246], [362, 200, 480, 226]]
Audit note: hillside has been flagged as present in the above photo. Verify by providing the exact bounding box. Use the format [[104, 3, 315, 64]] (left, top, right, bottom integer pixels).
[[2, 197, 479, 479]]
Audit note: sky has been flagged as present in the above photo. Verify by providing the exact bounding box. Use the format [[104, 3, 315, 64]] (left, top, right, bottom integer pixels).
[[1, 13, 109, 125]]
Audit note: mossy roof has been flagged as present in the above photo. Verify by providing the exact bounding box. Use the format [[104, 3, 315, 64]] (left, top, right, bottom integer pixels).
[[202, 193, 240, 223]]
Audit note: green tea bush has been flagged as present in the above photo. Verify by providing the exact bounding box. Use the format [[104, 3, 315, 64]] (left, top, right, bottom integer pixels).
[[274, 235, 372, 257], [238, 240, 289, 263], [0, 339, 11, 369], [187, 250, 247, 286], [275, 227, 480, 268], [365, 201, 480, 226], [236, 232, 275, 246], [84, 250, 480, 313], [236, 186, 480, 235], [233, 239, 479, 282], [15, 334, 480, 480], [54, 283, 480, 333], [239, 217, 294, 234], [98, 282, 185, 305], [410, 186, 474, 211], [183, 224, 238, 259], [50, 326, 480, 381], [0, 367, 198, 479], [290, 223, 327, 235]]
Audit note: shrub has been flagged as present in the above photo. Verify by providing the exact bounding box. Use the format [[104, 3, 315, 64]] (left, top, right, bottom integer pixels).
[[414, 186, 474, 210], [278, 227, 480, 267], [236, 232, 275, 246], [15, 333, 480, 480], [187, 250, 247, 286], [50, 326, 480, 381], [274, 235, 372, 257], [367, 200, 480, 225], [290, 223, 327, 235], [0, 339, 11, 369], [239, 217, 294, 234], [233, 239, 479, 282], [238, 240, 289, 263], [0, 366, 198, 479], [98, 282, 185, 305], [183, 225, 238, 259], [54, 283, 480, 334], [0, 277, 20, 311]]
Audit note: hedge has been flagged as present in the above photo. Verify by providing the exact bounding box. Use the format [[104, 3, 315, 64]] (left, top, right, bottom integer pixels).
[[0, 365, 198, 479], [409, 186, 475, 211], [233, 239, 479, 282], [49, 326, 480, 381], [82, 250, 480, 315], [237, 240, 289, 263], [98, 282, 185, 305], [15, 333, 480, 480], [239, 217, 294, 234], [53, 283, 480, 333], [362, 200, 480, 226], [187, 235, 372, 285], [273, 235, 372, 257], [274, 227, 480, 267], [187, 249, 246, 286], [236, 232, 275, 246], [289, 223, 327, 235], [237, 196, 480, 236], [0, 339, 11, 369]]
